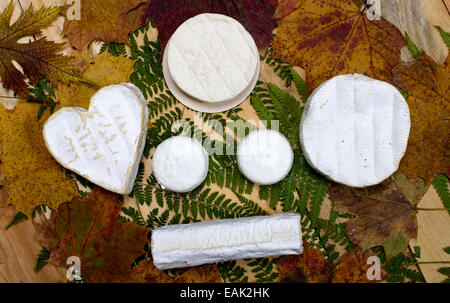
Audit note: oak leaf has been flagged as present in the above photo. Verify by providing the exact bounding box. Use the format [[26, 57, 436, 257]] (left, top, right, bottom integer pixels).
[[34, 187, 149, 283], [0, 103, 78, 217], [0, 1, 86, 96], [327, 173, 427, 259], [276, 243, 331, 283], [62, 0, 146, 49], [272, 0, 406, 92], [392, 55, 449, 181], [139, 0, 276, 50]]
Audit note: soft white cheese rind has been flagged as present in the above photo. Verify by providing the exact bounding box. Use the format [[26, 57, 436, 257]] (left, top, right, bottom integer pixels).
[[43, 83, 148, 194], [151, 213, 303, 270], [167, 13, 259, 103], [299, 74, 411, 187], [237, 129, 294, 185], [152, 136, 209, 193]]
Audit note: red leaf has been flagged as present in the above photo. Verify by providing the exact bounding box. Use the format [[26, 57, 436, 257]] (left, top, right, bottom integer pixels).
[[139, 0, 276, 50]]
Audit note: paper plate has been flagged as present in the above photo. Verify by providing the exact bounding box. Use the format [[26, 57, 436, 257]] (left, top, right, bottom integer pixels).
[[162, 40, 260, 113]]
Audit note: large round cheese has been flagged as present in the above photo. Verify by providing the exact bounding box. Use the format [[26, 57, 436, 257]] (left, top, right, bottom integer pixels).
[[237, 130, 294, 185], [300, 74, 411, 187], [152, 136, 209, 193], [167, 13, 259, 103]]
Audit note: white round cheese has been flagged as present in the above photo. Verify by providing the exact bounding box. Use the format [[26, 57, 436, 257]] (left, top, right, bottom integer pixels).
[[237, 130, 294, 185], [167, 13, 259, 103], [152, 136, 209, 193], [300, 74, 411, 187]]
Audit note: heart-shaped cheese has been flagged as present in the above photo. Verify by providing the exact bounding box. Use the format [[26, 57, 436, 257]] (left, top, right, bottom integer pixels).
[[43, 83, 148, 194]]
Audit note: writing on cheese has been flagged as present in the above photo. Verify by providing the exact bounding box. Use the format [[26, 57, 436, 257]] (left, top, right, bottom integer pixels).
[[237, 129, 294, 185], [43, 83, 148, 194], [167, 13, 259, 103], [300, 74, 411, 187], [151, 213, 302, 270], [152, 136, 209, 193]]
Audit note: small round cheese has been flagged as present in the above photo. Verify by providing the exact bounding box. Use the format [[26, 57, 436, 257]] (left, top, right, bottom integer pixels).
[[167, 13, 259, 103], [300, 74, 411, 187], [237, 130, 294, 185], [152, 136, 209, 193]]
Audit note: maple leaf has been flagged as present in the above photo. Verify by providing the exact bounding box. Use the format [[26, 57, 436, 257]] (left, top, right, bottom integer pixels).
[[331, 248, 380, 283], [272, 0, 406, 92], [34, 187, 149, 283], [131, 260, 223, 283], [392, 55, 449, 181], [139, 0, 276, 50], [0, 1, 86, 96], [0, 102, 78, 217], [327, 173, 427, 259], [56, 52, 135, 110], [276, 243, 331, 283], [62, 0, 147, 50]]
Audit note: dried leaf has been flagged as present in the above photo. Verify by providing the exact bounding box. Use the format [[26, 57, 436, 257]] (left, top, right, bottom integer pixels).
[[0, 103, 78, 217], [139, 0, 276, 50], [276, 0, 302, 18], [56, 52, 135, 110], [392, 55, 449, 181], [62, 0, 146, 50], [331, 248, 379, 283], [328, 173, 427, 259], [34, 187, 149, 283], [0, 1, 86, 96], [131, 261, 223, 283], [277, 243, 331, 283], [272, 0, 406, 92]]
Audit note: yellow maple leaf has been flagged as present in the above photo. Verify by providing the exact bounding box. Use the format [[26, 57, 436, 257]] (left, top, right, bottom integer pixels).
[[0, 103, 78, 216]]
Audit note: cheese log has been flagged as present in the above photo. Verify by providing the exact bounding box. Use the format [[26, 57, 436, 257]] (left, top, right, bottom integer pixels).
[[151, 213, 302, 270], [300, 74, 410, 187], [167, 13, 259, 103], [237, 129, 294, 185], [152, 136, 209, 193], [43, 83, 148, 194]]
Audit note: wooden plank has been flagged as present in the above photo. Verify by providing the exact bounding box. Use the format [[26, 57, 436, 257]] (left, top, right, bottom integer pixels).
[[381, 0, 450, 65]]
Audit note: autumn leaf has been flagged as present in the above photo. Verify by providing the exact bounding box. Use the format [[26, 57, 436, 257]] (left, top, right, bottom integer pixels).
[[327, 173, 427, 259], [275, 0, 302, 18], [56, 51, 135, 110], [331, 248, 380, 283], [272, 0, 406, 92], [62, 0, 147, 50], [139, 0, 276, 50], [34, 187, 149, 283], [276, 243, 331, 283], [131, 260, 223, 283], [0, 1, 86, 96], [0, 103, 78, 217], [392, 55, 449, 181]]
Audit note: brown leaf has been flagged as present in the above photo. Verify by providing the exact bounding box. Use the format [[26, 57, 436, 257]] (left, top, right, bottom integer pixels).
[[0, 102, 78, 217], [277, 243, 331, 283], [327, 173, 427, 259], [35, 187, 149, 283], [272, 0, 406, 92], [331, 248, 380, 283], [131, 261, 223, 283], [275, 0, 302, 18], [175, 264, 223, 283], [0, 2, 86, 96], [138, 0, 276, 50], [62, 0, 146, 49], [392, 55, 450, 181]]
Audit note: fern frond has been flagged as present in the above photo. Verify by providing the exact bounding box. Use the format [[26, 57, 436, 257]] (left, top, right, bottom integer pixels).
[[34, 248, 50, 273], [432, 174, 450, 215], [5, 212, 28, 230]]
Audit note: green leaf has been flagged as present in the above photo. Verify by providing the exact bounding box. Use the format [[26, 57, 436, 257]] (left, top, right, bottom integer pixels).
[[405, 32, 422, 59], [34, 248, 50, 273], [5, 212, 28, 230], [431, 174, 450, 215]]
